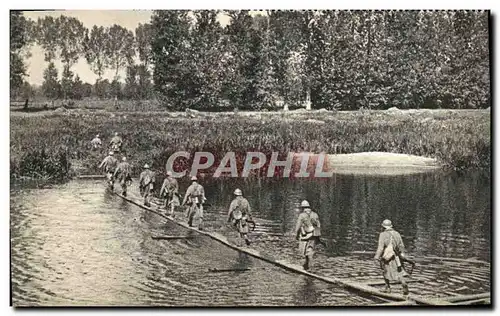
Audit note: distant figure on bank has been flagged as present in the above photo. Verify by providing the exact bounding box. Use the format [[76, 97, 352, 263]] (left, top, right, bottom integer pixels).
[[294, 200, 321, 271], [227, 188, 253, 246], [374, 219, 411, 295], [91, 134, 102, 149], [182, 176, 206, 228], [109, 132, 123, 153], [160, 171, 179, 216], [99, 151, 118, 190], [139, 164, 155, 207], [113, 156, 132, 196]]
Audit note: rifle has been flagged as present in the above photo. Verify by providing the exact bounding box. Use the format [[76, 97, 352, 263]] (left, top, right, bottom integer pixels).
[[247, 219, 256, 231], [401, 256, 416, 275]]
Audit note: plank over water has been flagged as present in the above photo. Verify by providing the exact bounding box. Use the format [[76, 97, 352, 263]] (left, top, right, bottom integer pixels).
[[115, 191, 455, 306]]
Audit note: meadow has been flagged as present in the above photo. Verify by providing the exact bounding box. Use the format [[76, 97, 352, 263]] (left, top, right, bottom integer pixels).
[[10, 108, 491, 182]]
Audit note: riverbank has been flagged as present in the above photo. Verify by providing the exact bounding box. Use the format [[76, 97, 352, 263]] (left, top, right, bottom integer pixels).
[[10, 108, 490, 180]]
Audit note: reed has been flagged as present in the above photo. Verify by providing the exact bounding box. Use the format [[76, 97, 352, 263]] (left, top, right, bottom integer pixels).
[[10, 109, 490, 181]]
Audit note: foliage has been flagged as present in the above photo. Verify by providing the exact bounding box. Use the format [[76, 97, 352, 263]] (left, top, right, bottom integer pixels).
[[149, 10, 489, 110], [13, 10, 491, 110], [84, 26, 110, 80], [106, 24, 135, 81], [57, 15, 87, 69], [41, 62, 60, 100], [150, 10, 192, 109], [10, 11, 32, 96], [10, 110, 490, 181]]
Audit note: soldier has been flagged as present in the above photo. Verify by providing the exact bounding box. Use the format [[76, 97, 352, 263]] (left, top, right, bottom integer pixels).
[[374, 219, 411, 295], [113, 156, 132, 196], [91, 134, 102, 150], [294, 200, 321, 271], [182, 176, 206, 228], [99, 151, 118, 190], [227, 188, 253, 246], [139, 164, 155, 207], [160, 171, 179, 216], [109, 132, 123, 153]]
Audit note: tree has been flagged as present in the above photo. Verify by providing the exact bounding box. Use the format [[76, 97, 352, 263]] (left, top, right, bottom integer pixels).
[[57, 15, 87, 99], [268, 10, 307, 107], [94, 79, 112, 99], [71, 75, 84, 100], [10, 11, 32, 97], [106, 24, 135, 81], [136, 23, 153, 70], [151, 10, 192, 108], [250, 13, 278, 109], [42, 62, 60, 102], [84, 26, 110, 82], [135, 23, 154, 99], [60, 65, 74, 101], [35, 16, 59, 62], [185, 10, 225, 109], [137, 64, 153, 99], [124, 64, 139, 99], [224, 10, 255, 108]]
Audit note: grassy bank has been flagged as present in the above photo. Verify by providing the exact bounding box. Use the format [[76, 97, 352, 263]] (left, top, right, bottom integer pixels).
[[10, 108, 490, 181]]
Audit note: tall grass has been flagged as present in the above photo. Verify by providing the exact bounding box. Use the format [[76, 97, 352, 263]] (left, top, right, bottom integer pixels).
[[10, 109, 491, 181]]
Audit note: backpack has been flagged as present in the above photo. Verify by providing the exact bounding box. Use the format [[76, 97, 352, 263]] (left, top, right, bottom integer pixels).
[[299, 213, 315, 240], [232, 199, 246, 220], [382, 232, 396, 261], [190, 184, 203, 204]]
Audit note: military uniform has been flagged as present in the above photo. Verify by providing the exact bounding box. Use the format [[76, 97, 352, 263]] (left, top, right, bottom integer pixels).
[[182, 179, 205, 227], [160, 175, 179, 215], [374, 220, 409, 295], [99, 153, 118, 189], [114, 160, 132, 196], [139, 166, 155, 206], [294, 200, 321, 270], [109, 135, 123, 152], [228, 193, 253, 245]]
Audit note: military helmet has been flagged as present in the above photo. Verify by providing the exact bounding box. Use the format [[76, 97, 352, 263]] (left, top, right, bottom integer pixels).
[[381, 219, 393, 228], [191, 176, 197, 181], [234, 188, 242, 196], [144, 164, 149, 169], [300, 200, 311, 208]]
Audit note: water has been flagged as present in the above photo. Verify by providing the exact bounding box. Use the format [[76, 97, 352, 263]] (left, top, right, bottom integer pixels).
[[10, 171, 490, 306]]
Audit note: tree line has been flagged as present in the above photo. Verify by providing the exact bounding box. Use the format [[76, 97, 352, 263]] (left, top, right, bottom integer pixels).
[[10, 10, 490, 110]]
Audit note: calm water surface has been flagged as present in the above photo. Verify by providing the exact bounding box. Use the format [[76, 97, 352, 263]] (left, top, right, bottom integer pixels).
[[10, 171, 490, 306]]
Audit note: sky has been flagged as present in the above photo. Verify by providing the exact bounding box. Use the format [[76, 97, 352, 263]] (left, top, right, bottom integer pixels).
[[22, 10, 236, 85]]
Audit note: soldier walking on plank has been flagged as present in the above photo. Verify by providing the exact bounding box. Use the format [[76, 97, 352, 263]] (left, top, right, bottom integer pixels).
[[160, 171, 179, 216], [374, 219, 411, 295], [294, 200, 321, 271], [227, 188, 253, 246], [99, 151, 117, 190], [139, 164, 155, 207], [114, 156, 132, 196], [182, 176, 206, 228]]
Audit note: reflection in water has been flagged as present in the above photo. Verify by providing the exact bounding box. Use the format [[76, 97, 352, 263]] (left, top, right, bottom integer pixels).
[[293, 277, 318, 305], [10, 170, 490, 306], [204, 171, 490, 261]]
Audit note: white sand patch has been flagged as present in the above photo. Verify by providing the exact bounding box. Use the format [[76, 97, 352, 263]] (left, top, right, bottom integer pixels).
[[293, 152, 441, 176]]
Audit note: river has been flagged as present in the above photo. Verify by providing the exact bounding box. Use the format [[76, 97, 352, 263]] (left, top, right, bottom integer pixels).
[[10, 171, 490, 306]]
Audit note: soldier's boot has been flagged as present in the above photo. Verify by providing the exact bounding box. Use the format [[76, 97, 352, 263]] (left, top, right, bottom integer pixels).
[[383, 280, 391, 293], [402, 283, 409, 295], [303, 257, 310, 271]]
